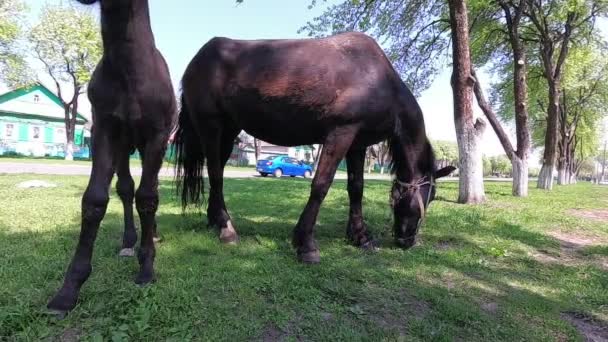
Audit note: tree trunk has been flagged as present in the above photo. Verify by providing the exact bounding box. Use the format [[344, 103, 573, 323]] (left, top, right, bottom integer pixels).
[[449, 0, 485, 204], [511, 156, 528, 196], [538, 84, 560, 189], [63, 103, 77, 161], [253, 138, 260, 161], [557, 166, 567, 185], [508, 2, 531, 196], [313, 144, 323, 173]]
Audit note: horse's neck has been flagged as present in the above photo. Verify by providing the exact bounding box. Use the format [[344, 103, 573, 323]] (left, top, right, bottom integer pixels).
[[100, 0, 155, 52], [394, 139, 432, 182]]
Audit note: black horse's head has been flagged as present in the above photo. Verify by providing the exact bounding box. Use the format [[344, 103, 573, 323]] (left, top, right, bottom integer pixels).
[[391, 166, 456, 249]]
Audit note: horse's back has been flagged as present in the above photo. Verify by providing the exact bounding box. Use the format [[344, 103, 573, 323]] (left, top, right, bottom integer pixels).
[[181, 32, 411, 146]]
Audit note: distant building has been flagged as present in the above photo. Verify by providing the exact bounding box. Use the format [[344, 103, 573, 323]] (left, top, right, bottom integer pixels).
[[0, 84, 90, 158]]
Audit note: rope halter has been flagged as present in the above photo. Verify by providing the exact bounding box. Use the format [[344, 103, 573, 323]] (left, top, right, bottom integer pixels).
[[392, 176, 435, 219]]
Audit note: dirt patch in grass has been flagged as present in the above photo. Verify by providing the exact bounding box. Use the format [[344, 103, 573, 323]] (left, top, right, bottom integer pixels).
[[529, 231, 608, 270], [435, 239, 455, 251], [258, 321, 302, 342], [362, 288, 431, 337], [481, 302, 499, 315], [567, 209, 608, 223], [561, 312, 608, 342], [58, 327, 81, 342], [549, 231, 607, 248]]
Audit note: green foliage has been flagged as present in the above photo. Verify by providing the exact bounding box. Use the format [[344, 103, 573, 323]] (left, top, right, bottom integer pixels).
[[489, 155, 512, 176], [1, 174, 607, 340], [299, 0, 451, 94], [431, 139, 459, 165], [0, 0, 32, 87], [482, 155, 492, 176], [29, 4, 101, 88]]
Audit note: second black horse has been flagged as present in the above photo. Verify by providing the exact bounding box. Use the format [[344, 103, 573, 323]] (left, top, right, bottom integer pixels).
[[174, 32, 455, 263]]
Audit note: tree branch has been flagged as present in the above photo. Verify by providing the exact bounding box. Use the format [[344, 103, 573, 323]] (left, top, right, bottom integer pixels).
[[471, 68, 516, 159]]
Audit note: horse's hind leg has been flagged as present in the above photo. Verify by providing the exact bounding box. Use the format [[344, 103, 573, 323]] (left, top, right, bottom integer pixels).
[[116, 151, 137, 257], [293, 126, 357, 263], [133, 134, 167, 284], [345, 148, 375, 249], [206, 121, 240, 244], [48, 124, 116, 313]]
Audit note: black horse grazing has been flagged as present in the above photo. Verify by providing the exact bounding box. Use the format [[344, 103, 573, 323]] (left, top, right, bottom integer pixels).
[[175, 32, 455, 263], [47, 0, 176, 313]]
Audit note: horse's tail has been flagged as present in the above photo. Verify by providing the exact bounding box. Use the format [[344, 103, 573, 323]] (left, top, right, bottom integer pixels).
[[174, 94, 205, 209]]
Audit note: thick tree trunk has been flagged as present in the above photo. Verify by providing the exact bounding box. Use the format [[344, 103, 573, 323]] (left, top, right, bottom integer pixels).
[[63, 104, 77, 161], [512, 156, 528, 196], [538, 85, 560, 189], [65, 139, 75, 161], [449, 0, 485, 204], [557, 166, 567, 185]]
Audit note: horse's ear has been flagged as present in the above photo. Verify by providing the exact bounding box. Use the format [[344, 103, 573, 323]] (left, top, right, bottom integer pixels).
[[434, 166, 456, 179]]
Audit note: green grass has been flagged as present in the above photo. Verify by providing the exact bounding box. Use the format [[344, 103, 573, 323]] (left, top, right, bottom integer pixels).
[[1, 175, 607, 341]]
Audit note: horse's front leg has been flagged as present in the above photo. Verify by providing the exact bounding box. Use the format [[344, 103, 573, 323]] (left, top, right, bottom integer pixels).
[[345, 148, 375, 249], [292, 127, 357, 263], [134, 135, 166, 285], [48, 124, 116, 313], [116, 150, 137, 257]]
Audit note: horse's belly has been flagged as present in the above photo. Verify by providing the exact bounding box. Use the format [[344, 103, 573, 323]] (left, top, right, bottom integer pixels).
[[240, 115, 326, 147]]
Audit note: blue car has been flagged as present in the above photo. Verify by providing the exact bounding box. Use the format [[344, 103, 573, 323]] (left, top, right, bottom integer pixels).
[[256, 155, 313, 178]]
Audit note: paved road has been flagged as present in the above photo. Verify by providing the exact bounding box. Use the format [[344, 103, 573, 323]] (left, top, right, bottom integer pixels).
[[1, 161, 536, 183], [0, 161, 396, 180]]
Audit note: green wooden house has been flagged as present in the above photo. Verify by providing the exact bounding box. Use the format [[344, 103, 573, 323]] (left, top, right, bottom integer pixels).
[[0, 84, 90, 158]]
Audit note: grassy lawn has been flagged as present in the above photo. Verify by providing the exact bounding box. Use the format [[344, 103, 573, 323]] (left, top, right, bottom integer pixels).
[[1, 175, 607, 341]]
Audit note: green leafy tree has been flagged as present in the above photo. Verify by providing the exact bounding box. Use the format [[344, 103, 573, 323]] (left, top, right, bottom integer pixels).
[[490, 155, 512, 176], [468, 0, 532, 197], [521, 0, 608, 189], [0, 0, 32, 87], [29, 4, 101, 160], [432, 140, 459, 168], [482, 155, 492, 176]]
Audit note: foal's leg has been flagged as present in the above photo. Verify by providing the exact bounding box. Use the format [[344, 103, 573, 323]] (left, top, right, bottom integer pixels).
[[345, 148, 375, 249], [134, 135, 167, 284], [48, 126, 115, 312], [116, 151, 137, 257], [206, 123, 240, 244], [292, 127, 356, 263]]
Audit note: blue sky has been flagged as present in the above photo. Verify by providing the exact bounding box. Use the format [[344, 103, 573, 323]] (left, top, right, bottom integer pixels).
[[20, 0, 607, 161]]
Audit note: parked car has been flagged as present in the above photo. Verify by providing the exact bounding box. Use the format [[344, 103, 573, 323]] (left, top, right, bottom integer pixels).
[[256, 155, 313, 178]]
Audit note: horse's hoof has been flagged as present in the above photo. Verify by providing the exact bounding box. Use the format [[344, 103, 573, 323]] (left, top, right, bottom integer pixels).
[[119, 248, 135, 257], [135, 272, 155, 286], [47, 291, 77, 316], [219, 221, 239, 245], [46, 308, 69, 320], [297, 250, 320, 264], [153, 236, 162, 243]]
